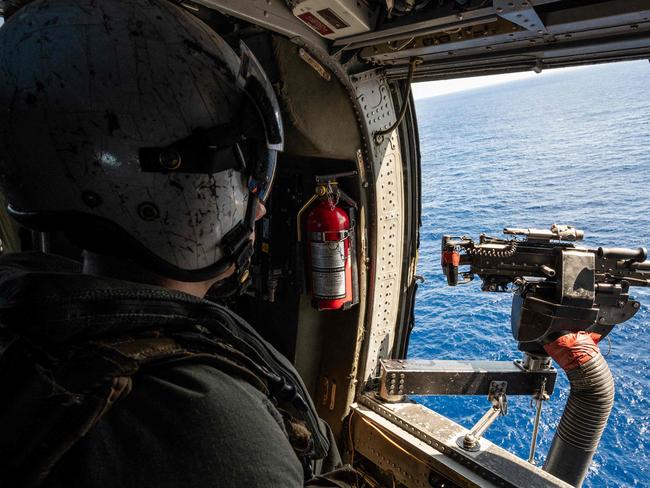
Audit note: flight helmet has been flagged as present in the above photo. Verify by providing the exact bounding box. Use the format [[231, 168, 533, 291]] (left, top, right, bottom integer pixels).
[[0, 0, 283, 281]]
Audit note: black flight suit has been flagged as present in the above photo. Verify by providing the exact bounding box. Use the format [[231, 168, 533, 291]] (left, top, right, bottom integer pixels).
[[0, 253, 357, 487]]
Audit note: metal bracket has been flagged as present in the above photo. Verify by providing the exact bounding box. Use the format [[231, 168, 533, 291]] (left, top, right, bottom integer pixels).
[[528, 377, 550, 464], [494, 0, 548, 34], [488, 380, 509, 413], [514, 352, 553, 372], [378, 359, 556, 402], [458, 381, 509, 451]]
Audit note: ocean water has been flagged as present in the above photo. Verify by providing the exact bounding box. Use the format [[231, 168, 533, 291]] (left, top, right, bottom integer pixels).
[[411, 60, 650, 487]]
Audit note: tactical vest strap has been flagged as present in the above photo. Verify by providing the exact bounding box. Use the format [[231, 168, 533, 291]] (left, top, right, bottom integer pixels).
[[0, 330, 295, 487], [0, 338, 136, 488], [98, 334, 271, 395]]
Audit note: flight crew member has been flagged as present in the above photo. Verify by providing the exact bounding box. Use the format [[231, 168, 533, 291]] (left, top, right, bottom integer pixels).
[[0, 0, 357, 486]]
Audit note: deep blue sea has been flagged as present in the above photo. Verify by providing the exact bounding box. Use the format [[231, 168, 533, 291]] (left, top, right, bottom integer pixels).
[[411, 60, 650, 487]]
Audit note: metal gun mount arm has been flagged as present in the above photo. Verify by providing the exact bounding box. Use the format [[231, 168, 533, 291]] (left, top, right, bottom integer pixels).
[[441, 225, 649, 354]]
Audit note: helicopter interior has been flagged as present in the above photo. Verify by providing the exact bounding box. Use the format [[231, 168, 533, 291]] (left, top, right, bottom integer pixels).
[[1, 1, 649, 486]]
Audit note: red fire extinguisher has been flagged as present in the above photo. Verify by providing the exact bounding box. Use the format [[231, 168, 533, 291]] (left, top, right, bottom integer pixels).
[[306, 196, 353, 310], [297, 175, 359, 311]]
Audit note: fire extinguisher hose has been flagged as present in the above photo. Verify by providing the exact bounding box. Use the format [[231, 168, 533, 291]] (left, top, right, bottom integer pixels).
[[542, 332, 615, 487]]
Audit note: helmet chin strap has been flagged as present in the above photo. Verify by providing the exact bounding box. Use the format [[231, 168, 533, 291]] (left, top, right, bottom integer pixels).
[[213, 193, 259, 297]]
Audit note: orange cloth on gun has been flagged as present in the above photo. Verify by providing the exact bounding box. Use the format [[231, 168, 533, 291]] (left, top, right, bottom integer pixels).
[[543, 331, 603, 372]]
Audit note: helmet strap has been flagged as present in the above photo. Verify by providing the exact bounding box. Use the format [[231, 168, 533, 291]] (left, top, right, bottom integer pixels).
[[217, 193, 259, 296]]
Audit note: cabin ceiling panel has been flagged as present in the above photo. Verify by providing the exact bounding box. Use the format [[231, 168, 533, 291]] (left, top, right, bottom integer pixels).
[[195, 0, 325, 47], [272, 37, 361, 159], [385, 29, 650, 81], [493, 0, 548, 33], [333, 0, 558, 48], [346, 0, 650, 81]]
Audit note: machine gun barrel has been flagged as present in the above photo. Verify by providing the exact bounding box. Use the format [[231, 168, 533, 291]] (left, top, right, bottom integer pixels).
[[631, 261, 650, 272], [597, 246, 647, 262], [504, 225, 584, 242]]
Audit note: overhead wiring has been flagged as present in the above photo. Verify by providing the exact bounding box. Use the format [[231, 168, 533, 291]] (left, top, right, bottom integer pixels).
[[374, 56, 422, 143]]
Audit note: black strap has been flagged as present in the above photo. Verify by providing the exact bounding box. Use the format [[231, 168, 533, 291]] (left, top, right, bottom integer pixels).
[[138, 125, 246, 175]]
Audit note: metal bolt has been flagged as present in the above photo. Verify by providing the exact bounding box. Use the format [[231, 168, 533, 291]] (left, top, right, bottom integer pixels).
[[463, 434, 478, 449], [82, 190, 102, 208], [159, 149, 182, 170], [138, 202, 160, 221]]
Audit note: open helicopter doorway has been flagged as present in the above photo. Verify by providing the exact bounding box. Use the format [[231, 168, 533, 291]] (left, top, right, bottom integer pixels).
[[407, 59, 650, 488]]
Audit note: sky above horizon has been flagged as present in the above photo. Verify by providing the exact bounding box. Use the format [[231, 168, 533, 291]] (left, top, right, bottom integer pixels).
[[412, 65, 595, 100]]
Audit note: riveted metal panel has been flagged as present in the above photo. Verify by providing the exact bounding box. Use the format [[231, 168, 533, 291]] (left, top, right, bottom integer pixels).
[[351, 401, 500, 488], [351, 70, 405, 380], [378, 359, 557, 401], [352, 397, 573, 488]]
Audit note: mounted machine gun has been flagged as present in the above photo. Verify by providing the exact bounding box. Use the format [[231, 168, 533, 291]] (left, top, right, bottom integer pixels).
[[442, 224, 650, 354], [441, 225, 649, 486]]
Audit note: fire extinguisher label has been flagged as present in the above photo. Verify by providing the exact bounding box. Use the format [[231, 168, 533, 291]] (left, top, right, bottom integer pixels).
[[310, 241, 346, 269], [312, 270, 346, 299], [311, 241, 346, 299]]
